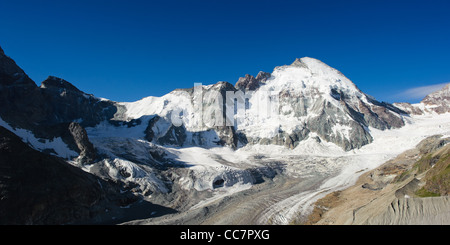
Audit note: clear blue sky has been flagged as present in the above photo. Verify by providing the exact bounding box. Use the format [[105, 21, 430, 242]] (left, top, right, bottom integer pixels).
[[1, 0, 449, 103]]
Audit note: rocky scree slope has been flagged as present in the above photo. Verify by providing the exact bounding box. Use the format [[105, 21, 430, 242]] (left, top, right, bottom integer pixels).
[[306, 135, 450, 225]]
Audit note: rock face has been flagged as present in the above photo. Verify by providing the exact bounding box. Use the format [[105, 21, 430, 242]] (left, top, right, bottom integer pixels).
[[421, 83, 450, 114], [392, 102, 424, 115], [0, 48, 117, 131], [67, 122, 97, 164], [121, 57, 407, 151], [2, 44, 450, 225], [1, 45, 407, 152], [363, 196, 450, 225], [0, 126, 116, 224], [0, 48, 47, 128], [233, 58, 405, 151], [0, 46, 35, 88], [235, 74, 259, 91], [235, 72, 270, 91]]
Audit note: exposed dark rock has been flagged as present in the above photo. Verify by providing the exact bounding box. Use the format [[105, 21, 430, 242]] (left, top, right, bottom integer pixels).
[[67, 122, 96, 164], [40, 76, 83, 94], [1, 46, 410, 153], [0, 47, 118, 131], [0, 47, 36, 87], [362, 98, 405, 129], [214, 126, 238, 148], [144, 115, 161, 142], [0, 49, 47, 127], [39, 76, 118, 128], [0, 126, 122, 224], [155, 81, 241, 148]]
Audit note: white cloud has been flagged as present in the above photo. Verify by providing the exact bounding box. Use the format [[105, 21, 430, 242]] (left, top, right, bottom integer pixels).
[[398, 82, 449, 101]]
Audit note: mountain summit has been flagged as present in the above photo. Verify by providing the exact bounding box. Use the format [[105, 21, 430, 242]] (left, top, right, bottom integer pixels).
[[0, 46, 35, 87], [229, 57, 406, 150]]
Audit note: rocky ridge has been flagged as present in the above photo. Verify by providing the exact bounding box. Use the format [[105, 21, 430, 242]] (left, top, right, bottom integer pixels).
[[118, 57, 407, 152], [395, 83, 450, 115], [0, 126, 134, 224]]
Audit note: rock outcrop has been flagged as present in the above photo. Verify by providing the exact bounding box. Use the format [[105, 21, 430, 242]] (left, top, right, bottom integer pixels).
[[67, 122, 97, 164], [235, 71, 270, 91], [394, 83, 450, 115], [0, 126, 118, 224], [422, 83, 450, 114], [361, 196, 450, 225], [234, 58, 405, 151], [131, 57, 406, 151]]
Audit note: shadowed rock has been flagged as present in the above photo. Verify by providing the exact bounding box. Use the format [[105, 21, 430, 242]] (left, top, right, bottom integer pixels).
[[0, 126, 114, 224]]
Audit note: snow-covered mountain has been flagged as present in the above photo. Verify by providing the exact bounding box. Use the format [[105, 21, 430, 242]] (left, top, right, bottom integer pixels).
[[395, 83, 450, 115], [0, 44, 407, 155], [111, 57, 406, 152]]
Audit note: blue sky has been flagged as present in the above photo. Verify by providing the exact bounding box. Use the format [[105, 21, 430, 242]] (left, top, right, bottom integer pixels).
[[1, 0, 449, 103]]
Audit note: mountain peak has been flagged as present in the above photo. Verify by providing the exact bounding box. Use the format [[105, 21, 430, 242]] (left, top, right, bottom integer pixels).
[[40, 76, 82, 93], [0, 46, 36, 87], [421, 83, 450, 114], [422, 83, 450, 103]]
